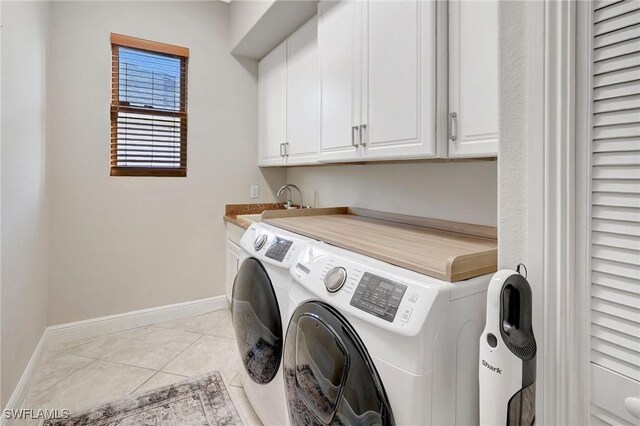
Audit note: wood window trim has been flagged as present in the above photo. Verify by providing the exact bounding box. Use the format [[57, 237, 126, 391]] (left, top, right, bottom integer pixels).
[[110, 167, 187, 177], [111, 33, 189, 58], [110, 33, 189, 178]]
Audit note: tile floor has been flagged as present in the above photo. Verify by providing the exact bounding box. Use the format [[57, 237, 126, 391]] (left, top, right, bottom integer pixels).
[[17, 308, 262, 426]]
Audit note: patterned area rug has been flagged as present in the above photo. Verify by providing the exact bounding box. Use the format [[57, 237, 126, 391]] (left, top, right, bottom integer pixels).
[[44, 371, 243, 426]]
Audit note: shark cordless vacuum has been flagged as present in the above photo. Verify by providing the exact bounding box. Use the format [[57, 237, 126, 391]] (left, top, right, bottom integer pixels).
[[479, 267, 537, 425]]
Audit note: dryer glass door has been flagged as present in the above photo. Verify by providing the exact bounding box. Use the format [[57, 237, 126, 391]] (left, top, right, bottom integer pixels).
[[232, 257, 283, 384], [284, 301, 395, 426]]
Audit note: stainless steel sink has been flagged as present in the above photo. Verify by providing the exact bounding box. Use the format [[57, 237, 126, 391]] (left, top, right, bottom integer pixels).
[[237, 213, 262, 223]]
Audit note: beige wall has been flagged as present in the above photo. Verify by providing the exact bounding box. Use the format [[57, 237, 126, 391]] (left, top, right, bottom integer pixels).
[[287, 161, 498, 227], [47, 1, 285, 325], [1, 1, 50, 407]]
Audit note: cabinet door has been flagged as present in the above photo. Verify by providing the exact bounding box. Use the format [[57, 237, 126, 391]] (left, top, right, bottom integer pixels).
[[318, 0, 362, 162], [258, 43, 286, 166], [361, 0, 437, 160], [448, 0, 498, 157], [588, 2, 640, 421], [226, 240, 242, 303], [286, 17, 320, 166]]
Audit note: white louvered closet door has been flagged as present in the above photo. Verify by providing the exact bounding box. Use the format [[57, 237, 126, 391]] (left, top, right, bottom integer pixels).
[[590, 1, 640, 424]]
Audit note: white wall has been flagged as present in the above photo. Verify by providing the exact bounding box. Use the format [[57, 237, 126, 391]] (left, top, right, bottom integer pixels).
[[497, 1, 546, 420], [229, 0, 274, 51], [1, 1, 50, 407], [497, 1, 530, 268], [47, 1, 285, 325], [229, 0, 318, 59], [287, 161, 497, 226]]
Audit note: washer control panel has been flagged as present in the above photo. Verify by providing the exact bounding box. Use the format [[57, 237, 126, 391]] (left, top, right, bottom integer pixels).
[[265, 237, 293, 262], [350, 273, 407, 322], [291, 244, 448, 336]]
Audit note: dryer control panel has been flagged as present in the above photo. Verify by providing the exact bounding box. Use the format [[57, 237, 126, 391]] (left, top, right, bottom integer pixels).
[[351, 273, 407, 322], [265, 237, 293, 262], [240, 224, 308, 268]]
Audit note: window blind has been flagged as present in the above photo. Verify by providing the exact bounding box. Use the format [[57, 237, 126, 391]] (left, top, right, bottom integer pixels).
[[589, 0, 640, 423], [110, 34, 189, 177]]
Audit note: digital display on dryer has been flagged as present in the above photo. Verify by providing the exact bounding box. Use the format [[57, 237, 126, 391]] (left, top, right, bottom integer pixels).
[[265, 237, 293, 262], [378, 282, 394, 291], [350, 272, 407, 322]]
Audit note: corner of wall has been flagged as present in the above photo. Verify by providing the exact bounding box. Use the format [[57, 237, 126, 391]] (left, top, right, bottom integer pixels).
[[44, 0, 53, 327], [497, 0, 529, 269], [0, 0, 52, 408]]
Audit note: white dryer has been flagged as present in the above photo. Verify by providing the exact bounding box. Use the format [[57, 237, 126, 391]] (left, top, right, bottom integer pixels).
[[232, 222, 315, 426], [284, 242, 491, 425]]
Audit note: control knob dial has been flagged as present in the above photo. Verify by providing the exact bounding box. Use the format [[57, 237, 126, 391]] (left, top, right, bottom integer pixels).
[[253, 234, 268, 251], [325, 267, 347, 293]]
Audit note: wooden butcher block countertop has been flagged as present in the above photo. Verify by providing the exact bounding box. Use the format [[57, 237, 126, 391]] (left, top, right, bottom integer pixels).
[[263, 208, 497, 282]]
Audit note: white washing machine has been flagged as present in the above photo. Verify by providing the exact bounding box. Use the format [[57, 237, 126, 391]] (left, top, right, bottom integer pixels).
[[283, 242, 491, 425], [232, 222, 315, 426]]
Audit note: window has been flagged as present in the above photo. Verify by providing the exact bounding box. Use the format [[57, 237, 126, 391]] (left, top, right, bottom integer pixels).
[[110, 33, 189, 177]]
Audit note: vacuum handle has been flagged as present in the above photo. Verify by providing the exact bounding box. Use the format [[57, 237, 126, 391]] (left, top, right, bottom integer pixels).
[[501, 283, 533, 335], [500, 274, 537, 362], [502, 285, 521, 335]]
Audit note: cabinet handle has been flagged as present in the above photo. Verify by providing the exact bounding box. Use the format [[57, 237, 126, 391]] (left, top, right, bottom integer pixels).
[[360, 124, 367, 146], [352, 126, 359, 147], [280, 143, 285, 157], [449, 112, 458, 141], [285, 142, 290, 156]]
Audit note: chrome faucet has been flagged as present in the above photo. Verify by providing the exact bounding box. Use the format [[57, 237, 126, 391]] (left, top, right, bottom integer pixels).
[[277, 184, 303, 209]]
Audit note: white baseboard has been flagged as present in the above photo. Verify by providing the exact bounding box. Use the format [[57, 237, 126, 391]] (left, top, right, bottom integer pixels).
[[1, 331, 48, 425], [2, 296, 229, 421], [46, 296, 228, 347]]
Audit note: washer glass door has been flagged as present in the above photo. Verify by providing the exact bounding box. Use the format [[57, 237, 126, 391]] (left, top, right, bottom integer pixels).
[[284, 301, 395, 426], [232, 257, 283, 384]]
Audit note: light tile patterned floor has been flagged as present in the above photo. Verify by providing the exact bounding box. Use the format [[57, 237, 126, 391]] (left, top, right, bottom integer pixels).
[[18, 308, 261, 426]]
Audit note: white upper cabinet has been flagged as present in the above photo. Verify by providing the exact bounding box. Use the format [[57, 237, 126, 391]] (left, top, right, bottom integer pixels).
[[319, 0, 441, 162], [448, 0, 498, 157], [361, 0, 437, 160], [318, 0, 361, 163], [258, 1, 499, 166], [258, 42, 287, 166], [258, 17, 320, 167], [286, 17, 320, 165]]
